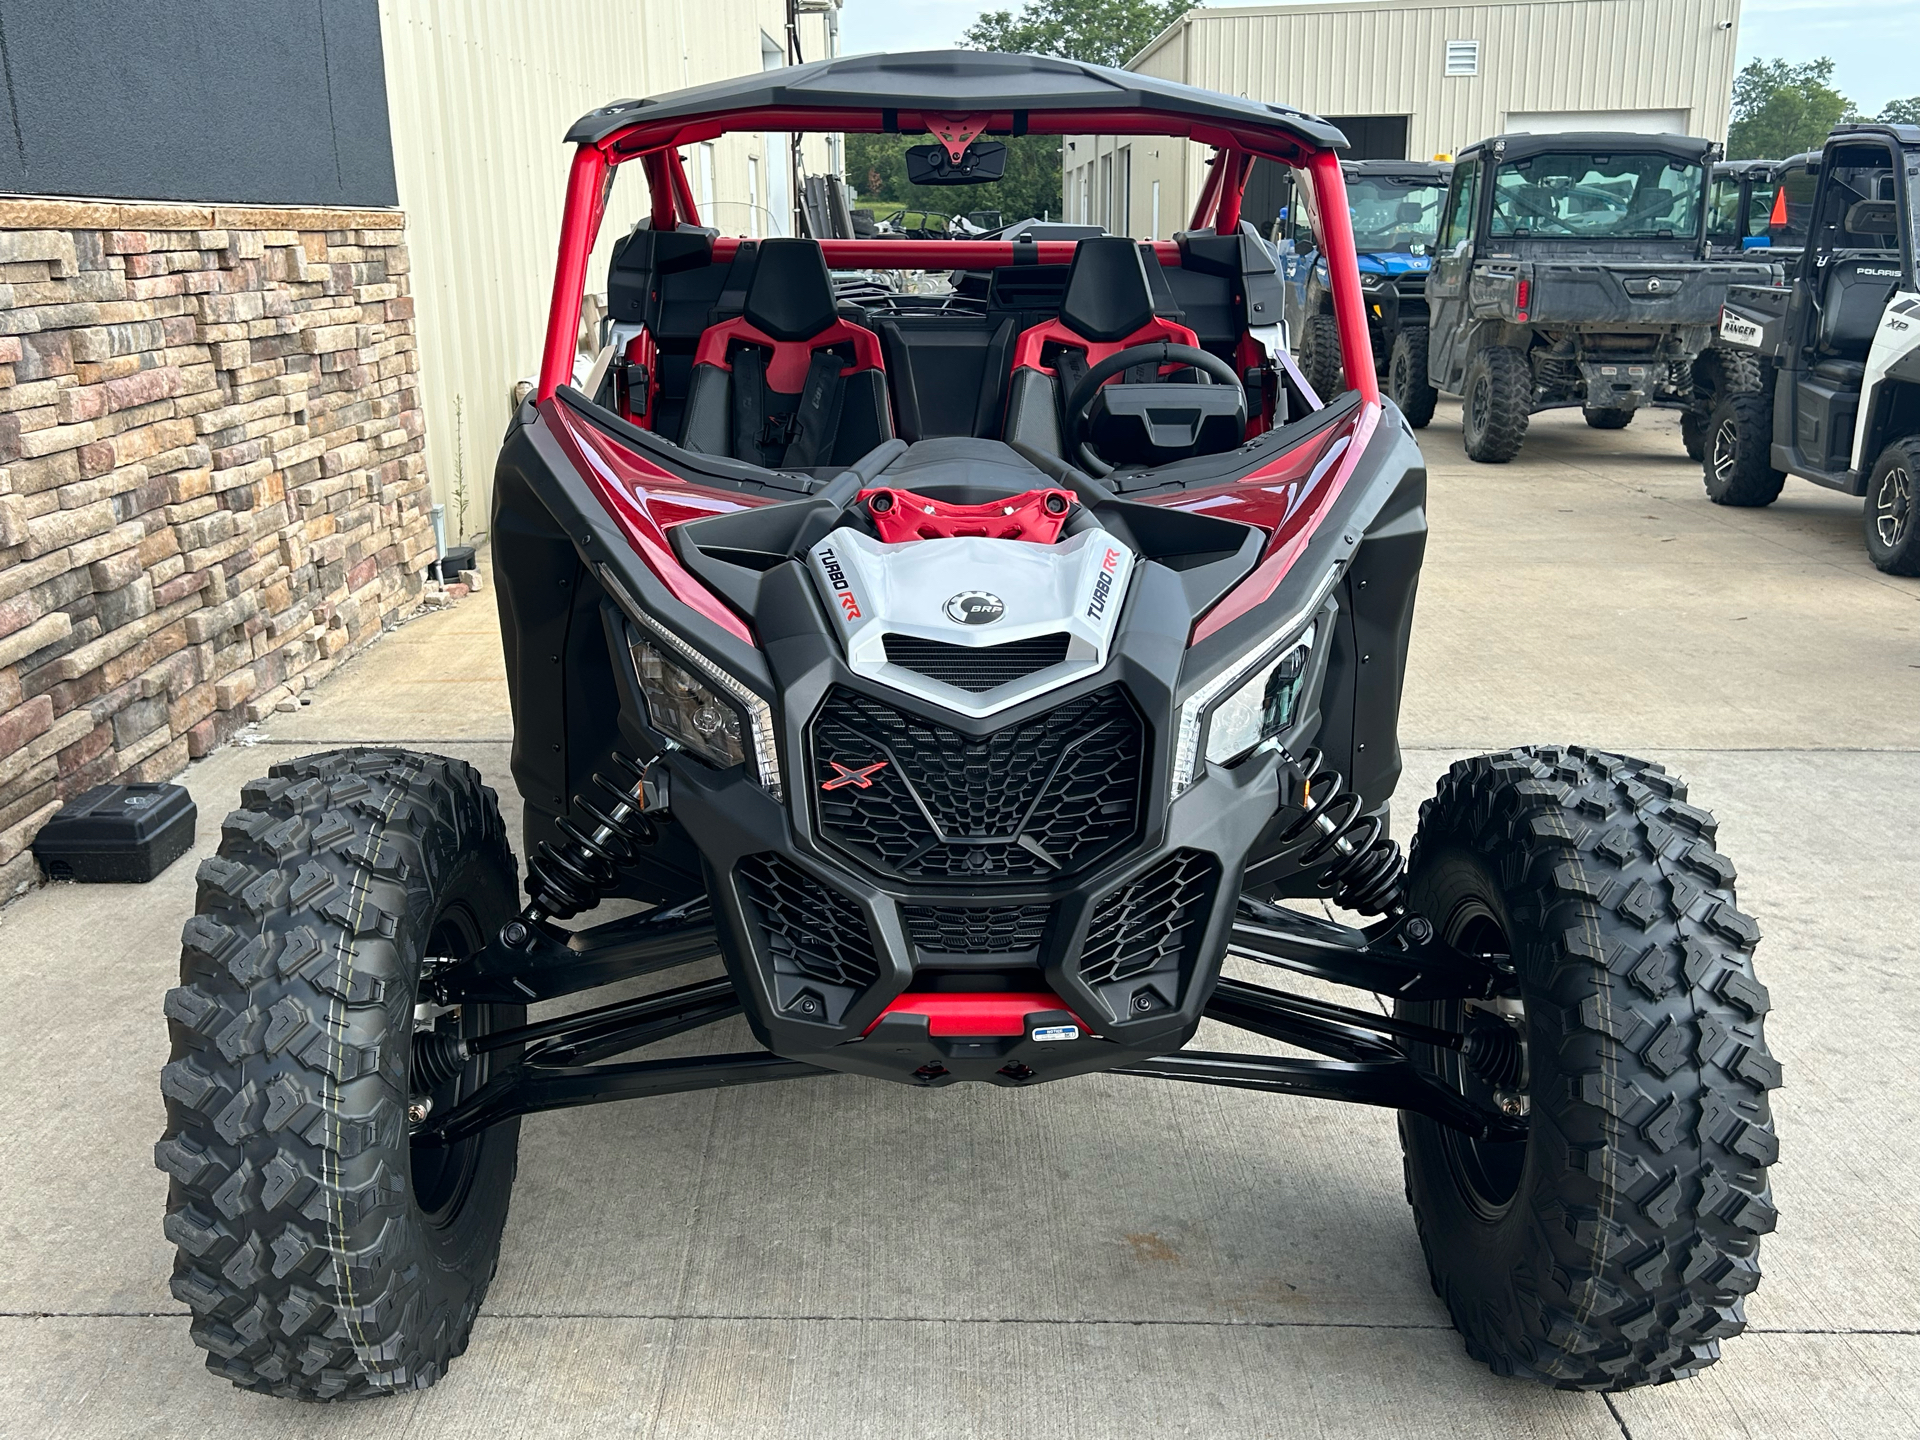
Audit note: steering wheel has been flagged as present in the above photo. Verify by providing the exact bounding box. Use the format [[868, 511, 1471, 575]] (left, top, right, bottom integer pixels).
[[1061, 342, 1244, 475]]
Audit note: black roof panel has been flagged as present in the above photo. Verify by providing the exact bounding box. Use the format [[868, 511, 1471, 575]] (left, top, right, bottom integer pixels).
[[566, 49, 1346, 151], [1342, 159, 1452, 179], [1458, 132, 1715, 165]]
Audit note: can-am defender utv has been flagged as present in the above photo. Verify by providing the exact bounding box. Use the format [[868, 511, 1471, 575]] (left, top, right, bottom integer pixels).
[[157, 52, 1778, 1400], [1706, 123, 1920, 574], [1425, 133, 1777, 462], [1275, 159, 1452, 428]]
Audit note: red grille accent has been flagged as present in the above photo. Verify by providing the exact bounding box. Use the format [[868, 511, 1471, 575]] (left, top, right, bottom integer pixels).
[[859, 485, 1074, 543]]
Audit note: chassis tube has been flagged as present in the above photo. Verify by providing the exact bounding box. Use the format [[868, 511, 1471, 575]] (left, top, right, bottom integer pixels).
[[540, 144, 611, 400], [1305, 149, 1379, 404]]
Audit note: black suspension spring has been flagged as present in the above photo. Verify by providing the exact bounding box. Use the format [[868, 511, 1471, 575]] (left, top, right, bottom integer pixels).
[[1275, 747, 1408, 916], [524, 751, 659, 921]]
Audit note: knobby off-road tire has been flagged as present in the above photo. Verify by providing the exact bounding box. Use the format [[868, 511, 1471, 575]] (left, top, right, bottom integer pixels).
[[1684, 348, 1762, 461], [1703, 393, 1786, 508], [1303, 311, 1345, 399], [1583, 408, 1634, 430], [1680, 409, 1710, 463], [1461, 346, 1531, 463], [1389, 327, 1438, 428], [1863, 435, 1920, 575], [1398, 747, 1779, 1390], [156, 749, 524, 1399]]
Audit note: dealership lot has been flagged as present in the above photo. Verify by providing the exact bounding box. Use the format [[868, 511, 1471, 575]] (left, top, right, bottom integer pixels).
[[2, 402, 1916, 1439]]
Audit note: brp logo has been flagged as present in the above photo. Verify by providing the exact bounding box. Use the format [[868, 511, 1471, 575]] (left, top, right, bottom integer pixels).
[[944, 591, 1005, 625]]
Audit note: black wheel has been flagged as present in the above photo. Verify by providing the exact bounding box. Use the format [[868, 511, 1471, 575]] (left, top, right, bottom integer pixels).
[[1863, 436, 1920, 575], [1398, 747, 1778, 1390], [1583, 407, 1634, 430], [1703, 393, 1785, 507], [1388, 326, 1438, 428], [156, 749, 524, 1399], [1302, 311, 1345, 399], [1461, 346, 1530, 463]]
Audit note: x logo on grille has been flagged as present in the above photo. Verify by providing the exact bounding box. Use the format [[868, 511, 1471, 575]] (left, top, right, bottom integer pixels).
[[821, 760, 889, 792]]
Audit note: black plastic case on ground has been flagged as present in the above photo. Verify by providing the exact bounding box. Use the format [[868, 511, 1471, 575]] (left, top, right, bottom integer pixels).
[[433, 544, 478, 581], [32, 783, 197, 883]]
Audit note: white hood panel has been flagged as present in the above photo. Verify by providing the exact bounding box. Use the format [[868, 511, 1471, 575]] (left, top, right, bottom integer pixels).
[[805, 526, 1136, 717]]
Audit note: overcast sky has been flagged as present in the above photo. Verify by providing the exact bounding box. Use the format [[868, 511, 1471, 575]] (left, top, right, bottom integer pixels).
[[837, 0, 1919, 117]]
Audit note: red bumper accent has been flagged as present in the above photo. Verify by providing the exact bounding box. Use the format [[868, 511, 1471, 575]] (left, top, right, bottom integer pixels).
[[866, 992, 1085, 1038]]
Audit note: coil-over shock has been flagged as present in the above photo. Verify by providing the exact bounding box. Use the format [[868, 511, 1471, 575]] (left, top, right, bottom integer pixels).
[[1274, 747, 1408, 916], [522, 750, 661, 922]]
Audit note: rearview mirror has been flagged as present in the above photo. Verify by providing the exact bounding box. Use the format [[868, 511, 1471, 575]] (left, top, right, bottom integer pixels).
[[1396, 201, 1424, 223], [904, 141, 1008, 186]]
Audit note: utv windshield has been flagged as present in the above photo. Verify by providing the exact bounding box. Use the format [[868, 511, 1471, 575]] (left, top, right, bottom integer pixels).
[[1347, 176, 1445, 253], [1490, 152, 1705, 239]]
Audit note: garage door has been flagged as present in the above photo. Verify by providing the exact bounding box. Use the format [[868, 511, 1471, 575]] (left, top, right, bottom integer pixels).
[[1504, 108, 1691, 136]]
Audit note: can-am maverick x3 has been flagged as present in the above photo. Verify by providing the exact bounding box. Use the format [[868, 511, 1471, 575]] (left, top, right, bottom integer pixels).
[[157, 51, 1778, 1401]]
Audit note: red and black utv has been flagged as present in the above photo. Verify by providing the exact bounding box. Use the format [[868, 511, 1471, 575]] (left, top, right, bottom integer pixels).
[[158, 51, 1778, 1400]]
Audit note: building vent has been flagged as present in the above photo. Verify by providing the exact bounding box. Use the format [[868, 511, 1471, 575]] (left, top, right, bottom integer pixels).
[[1445, 39, 1480, 76]]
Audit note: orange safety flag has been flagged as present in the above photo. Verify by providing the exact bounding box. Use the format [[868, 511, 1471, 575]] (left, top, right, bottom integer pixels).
[[1769, 185, 1788, 229]]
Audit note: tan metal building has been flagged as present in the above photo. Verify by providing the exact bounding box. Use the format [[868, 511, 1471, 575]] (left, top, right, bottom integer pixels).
[[377, 0, 840, 539], [1066, 0, 1743, 241]]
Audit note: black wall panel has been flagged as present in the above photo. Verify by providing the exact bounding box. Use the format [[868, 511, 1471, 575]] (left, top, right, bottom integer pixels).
[[0, 0, 397, 207]]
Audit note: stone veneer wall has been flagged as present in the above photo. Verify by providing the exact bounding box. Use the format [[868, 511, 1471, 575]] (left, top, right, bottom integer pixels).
[[0, 197, 436, 892]]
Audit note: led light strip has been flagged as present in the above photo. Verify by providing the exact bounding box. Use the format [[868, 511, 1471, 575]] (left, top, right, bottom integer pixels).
[[1171, 562, 1344, 795], [599, 564, 784, 801]]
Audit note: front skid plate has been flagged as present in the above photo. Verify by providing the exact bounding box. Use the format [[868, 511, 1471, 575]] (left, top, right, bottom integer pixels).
[[831, 1009, 1131, 1087]]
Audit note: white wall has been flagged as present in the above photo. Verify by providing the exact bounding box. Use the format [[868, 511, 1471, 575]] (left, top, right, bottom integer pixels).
[[378, 0, 837, 536], [1090, 0, 1740, 240]]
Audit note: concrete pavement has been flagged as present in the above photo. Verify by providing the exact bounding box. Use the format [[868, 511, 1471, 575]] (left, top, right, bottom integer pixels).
[[2, 402, 1916, 1438]]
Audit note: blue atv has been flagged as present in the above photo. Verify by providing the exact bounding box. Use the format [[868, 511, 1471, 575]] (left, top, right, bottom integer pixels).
[[1274, 159, 1450, 427]]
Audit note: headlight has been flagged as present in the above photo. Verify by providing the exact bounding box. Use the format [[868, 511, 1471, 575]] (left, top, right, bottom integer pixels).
[[633, 638, 747, 769], [1361, 272, 1389, 290], [1171, 563, 1341, 794], [1202, 629, 1312, 767], [603, 566, 783, 799]]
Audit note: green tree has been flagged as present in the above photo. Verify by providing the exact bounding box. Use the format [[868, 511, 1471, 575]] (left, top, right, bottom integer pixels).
[[963, 0, 1190, 69], [845, 131, 1063, 226], [1726, 57, 1853, 160], [1879, 96, 1920, 126]]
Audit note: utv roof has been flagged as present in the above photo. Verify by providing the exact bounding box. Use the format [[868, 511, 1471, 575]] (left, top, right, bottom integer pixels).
[[1342, 159, 1451, 179], [1714, 151, 1820, 181], [1828, 122, 1920, 148], [565, 49, 1347, 151], [1459, 132, 1715, 165]]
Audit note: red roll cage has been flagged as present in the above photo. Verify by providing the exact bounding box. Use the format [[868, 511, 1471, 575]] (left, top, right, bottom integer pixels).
[[534, 104, 1377, 413]]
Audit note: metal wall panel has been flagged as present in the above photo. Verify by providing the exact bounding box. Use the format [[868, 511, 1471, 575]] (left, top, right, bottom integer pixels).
[[1080, 0, 1740, 241], [378, 0, 832, 536]]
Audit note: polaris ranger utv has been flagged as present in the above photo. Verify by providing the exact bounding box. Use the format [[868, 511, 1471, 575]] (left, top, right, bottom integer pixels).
[[1426, 133, 1777, 462], [1706, 123, 1920, 573], [1276, 159, 1451, 426], [156, 53, 1778, 1401]]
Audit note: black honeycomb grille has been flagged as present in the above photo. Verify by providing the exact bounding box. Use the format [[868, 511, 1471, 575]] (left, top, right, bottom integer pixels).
[[902, 904, 1052, 955], [736, 853, 879, 988], [810, 684, 1145, 881], [881, 632, 1071, 693], [1077, 850, 1218, 987]]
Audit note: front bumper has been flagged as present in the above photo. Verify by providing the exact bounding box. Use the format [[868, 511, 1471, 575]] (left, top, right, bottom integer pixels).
[[656, 659, 1287, 1087]]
